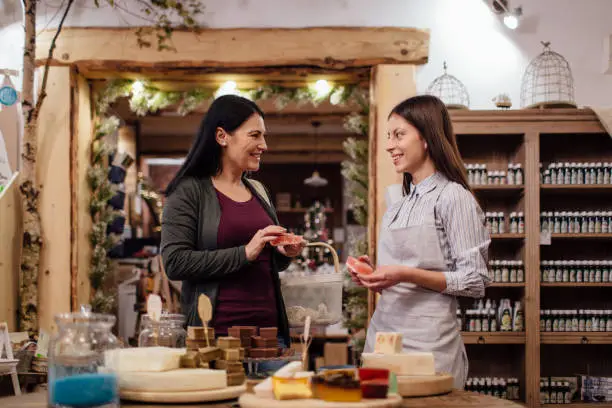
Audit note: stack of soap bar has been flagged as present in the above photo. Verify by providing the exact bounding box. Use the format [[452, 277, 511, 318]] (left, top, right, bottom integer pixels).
[[216, 336, 245, 386], [186, 326, 215, 350], [360, 352, 436, 376], [373, 332, 403, 354]]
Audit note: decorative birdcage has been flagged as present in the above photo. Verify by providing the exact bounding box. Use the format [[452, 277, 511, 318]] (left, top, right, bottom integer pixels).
[[520, 41, 576, 109], [425, 62, 470, 110]]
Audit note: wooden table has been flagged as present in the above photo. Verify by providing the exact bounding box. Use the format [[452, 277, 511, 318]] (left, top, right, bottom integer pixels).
[[1, 390, 523, 407]]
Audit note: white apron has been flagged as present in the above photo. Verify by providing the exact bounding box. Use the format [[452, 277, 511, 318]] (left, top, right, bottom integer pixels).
[[364, 183, 468, 389]]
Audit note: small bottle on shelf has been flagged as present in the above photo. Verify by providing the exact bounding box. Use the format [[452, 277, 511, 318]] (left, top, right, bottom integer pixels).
[[515, 164, 523, 185], [517, 212, 525, 233]]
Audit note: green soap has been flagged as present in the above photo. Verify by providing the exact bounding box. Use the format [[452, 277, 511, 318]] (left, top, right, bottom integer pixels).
[[388, 372, 398, 394]]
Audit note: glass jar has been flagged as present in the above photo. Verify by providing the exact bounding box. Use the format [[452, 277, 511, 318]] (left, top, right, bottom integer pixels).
[[138, 313, 187, 348], [48, 305, 120, 408]]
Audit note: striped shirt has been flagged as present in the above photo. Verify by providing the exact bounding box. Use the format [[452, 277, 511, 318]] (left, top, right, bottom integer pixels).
[[387, 172, 491, 298]]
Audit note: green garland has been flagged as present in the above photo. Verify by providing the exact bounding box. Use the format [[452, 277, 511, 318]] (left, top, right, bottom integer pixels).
[[89, 79, 369, 314]]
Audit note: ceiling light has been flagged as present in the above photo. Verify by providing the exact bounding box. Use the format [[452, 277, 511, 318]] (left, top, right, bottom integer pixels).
[[313, 79, 332, 99], [503, 7, 522, 29], [215, 80, 239, 98], [304, 170, 328, 187]]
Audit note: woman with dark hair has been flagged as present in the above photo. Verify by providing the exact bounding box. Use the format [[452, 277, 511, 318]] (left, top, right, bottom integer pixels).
[[350, 95, 490, 388], [161, 95, 306, 348]]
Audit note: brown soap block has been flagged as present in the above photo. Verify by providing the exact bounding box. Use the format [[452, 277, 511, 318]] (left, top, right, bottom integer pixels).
[[214, 360, 244, 373], [223, 348, 241, 361], [217, 337, 241, 350], [263, 348, 280, 357], [258, 327, 277, 339], [186, 338, 216, 351], [197, 346, 222, 363], [227, 372, 246, 386], [239, 347, 246, 360], [249, 348, 267, 358], [180, 351, 200, 368], [198, 361, 210, 369], [187, 326, 215, 340], [252, 336, 278, 348]]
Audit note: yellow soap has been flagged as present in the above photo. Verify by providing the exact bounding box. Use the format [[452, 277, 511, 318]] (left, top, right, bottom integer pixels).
[[272, 376, 313, 400]]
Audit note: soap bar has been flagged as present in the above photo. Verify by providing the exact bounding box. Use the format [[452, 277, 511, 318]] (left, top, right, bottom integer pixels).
[[105, 347, 185, 372], [180, 351, 200, 368], [259, 327, 278, 339], [197, 347, 222, 363], [223, 348, 240, 361], [187, 326, 215, 340], [116, 368, 227, 392], [373, 332, 403, 354], [272, 376, 313, 400], [227, 372, 246, 386], [214, 360, 244, 373], [187, 338, 215, 351], [361, 352, 435, 376], [217, 337, 241, 350], [253, 361, 303, 399], [252, 336, 278, 348]]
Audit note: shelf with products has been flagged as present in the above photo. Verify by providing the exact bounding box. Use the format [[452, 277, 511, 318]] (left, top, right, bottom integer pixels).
[[548, 234, 612, 240]]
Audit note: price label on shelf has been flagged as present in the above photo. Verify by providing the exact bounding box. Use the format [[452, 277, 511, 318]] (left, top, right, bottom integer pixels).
[[540, 230, 551, 245]]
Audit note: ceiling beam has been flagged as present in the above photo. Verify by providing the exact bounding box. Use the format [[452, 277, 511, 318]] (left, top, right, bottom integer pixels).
[[36, 27, 429, 70]]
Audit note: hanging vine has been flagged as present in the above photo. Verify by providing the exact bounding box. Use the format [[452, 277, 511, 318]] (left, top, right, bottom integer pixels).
[[89, 79, 369, 313]]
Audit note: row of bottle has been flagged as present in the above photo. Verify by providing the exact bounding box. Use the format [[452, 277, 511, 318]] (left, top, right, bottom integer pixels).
[[540, 260, 612, 283], [540, 211, 612, 234], [488, 260, 525, 283], [459, 299, 524, 332], [466, 163, 524, 185], [540, 379, 573, 405], [465, 377, 521, 400], [540, 309, 612, 332], [541, 161, 612, 185], [485, 212, 525, 234]]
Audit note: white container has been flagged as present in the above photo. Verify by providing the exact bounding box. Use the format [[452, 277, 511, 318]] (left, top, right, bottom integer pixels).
[[280, 272, 343, 327]]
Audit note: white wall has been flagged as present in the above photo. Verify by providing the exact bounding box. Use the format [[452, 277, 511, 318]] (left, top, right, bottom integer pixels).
[[1, 0, 611, 108]]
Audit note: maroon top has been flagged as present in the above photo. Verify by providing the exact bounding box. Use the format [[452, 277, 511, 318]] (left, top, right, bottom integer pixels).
[[211, 189, 278, 336]]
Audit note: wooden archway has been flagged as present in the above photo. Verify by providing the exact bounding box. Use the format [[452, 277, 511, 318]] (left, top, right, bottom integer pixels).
[[28, 26, 429, 332]]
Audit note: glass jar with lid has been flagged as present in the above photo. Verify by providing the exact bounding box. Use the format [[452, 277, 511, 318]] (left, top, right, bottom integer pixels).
[[48, 305, 120, 408], [138, 313, 187, 348]]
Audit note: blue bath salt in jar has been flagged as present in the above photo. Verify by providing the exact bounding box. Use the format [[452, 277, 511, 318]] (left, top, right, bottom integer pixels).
[[50, 372, 118, 407], [48, 305, 120, 408]]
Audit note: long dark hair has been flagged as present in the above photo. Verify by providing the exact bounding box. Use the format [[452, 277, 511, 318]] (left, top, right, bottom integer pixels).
[[165, 94, 264, 196], [389, 95, 471, 196]]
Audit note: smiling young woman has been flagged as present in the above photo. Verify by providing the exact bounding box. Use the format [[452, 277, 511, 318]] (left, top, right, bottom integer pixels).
[[348, 95, 491, 389], [161, 95, 306, 348]]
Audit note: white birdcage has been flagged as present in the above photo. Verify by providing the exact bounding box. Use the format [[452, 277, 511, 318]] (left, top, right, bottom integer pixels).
[[520, 42, 576, 109], [425, 62, 470, 110]]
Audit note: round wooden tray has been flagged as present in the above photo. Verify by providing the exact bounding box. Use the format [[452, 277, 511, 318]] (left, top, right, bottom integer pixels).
[[396, 373, 454, 397], [120, 384, 246, 403], [239, 393, 402, 408]]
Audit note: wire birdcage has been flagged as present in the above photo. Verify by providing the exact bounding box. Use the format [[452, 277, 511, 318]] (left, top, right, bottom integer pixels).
[[520, 42, 576, 109], [425, 62, 470, 110]]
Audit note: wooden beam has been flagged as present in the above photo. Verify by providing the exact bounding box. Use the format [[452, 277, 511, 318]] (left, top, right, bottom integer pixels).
[[71, 73, 95, 311], [38, 67, 72, 332], [139, 132, 362, 154], [36, 27, 429, 70]]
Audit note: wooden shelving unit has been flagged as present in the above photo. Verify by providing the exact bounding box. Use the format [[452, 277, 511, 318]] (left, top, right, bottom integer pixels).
[[449, 109, 612, 408]]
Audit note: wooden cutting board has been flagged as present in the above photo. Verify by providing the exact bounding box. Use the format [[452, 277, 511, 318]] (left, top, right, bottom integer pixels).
[[396, 373, 454, 397], [120, 384, 246, 403], [239, 393, 402, 408]]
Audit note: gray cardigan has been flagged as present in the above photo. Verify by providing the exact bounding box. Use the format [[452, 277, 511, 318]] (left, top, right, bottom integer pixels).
[[160, 176, 292, 344]]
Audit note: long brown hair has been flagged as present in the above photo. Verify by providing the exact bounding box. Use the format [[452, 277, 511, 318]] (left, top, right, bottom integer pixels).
[[389, 95, 471, 196]]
